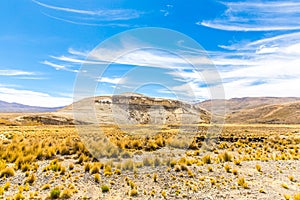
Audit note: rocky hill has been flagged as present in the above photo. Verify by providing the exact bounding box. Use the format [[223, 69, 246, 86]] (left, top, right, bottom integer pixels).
[[61, 93, 211, 125]]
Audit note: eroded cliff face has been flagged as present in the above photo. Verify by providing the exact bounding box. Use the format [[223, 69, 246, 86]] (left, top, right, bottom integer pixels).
[[92, 94, 211, 125]]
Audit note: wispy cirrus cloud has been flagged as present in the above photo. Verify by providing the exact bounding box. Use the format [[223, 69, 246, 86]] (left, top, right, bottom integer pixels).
[[168, 30, 300, 99], [42, 61, 79, 73], [32, 0, 143, 27], [46, 27, 300, 100], [198, 1, 300, 31], [42, 12, 134, 27], [32, 0, 142, 20]]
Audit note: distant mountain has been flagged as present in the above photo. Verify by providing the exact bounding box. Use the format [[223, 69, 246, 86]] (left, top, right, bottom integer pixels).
[[199, 97, 300, 114], [0, 100, 62, 113], [199, 97, 300, 124], [226, 101, 300, 124]]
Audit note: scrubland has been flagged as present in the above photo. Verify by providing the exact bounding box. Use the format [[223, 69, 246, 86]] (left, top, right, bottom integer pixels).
[[0, 124, 299, 199]]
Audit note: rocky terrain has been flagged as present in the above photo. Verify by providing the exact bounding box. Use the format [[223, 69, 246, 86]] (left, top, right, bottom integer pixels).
[[0, 125, 299, 199]]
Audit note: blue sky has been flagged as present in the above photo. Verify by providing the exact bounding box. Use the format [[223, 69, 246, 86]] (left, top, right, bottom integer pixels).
[[0, 0, 300, 107]]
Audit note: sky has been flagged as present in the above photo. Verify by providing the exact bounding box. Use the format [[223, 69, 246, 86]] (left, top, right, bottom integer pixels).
[[0, 0, 300, 107]]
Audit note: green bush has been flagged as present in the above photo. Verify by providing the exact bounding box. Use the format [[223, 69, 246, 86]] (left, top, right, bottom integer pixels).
[[101, 185, 110, 193], [50, 188, 61, 199]]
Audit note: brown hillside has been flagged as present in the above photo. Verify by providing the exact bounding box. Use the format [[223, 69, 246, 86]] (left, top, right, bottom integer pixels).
[[226, 101, 300, 124]]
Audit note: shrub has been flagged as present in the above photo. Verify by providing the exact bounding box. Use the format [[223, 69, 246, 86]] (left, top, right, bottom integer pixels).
[[202, 154, 212, 164], [224, 164, 231, 173], [0, 167, 15, 178], [50, 188, 61, 199], [21, 163, 30, 172], [174, 165, 181, 172], [114, 169, 121, 175], [234, 159, 241, 166], [220, 151, 233, 162], [161, 190, 167, 199], [101, 185, 110, 193], [170, 159, 177, 168], [122, 160, 134, 171], [294, 192, 300, 200], [41, 184, 50, 190], [4, 182, 10, 191], [232, 168, 238, 175], [288, 175, 295, 182], [180, 164, 189, 171], [237, 177, 249, 189], [94, 173, 101, 183], [130, 189, 138, 197], [207, 166, 213, 172], [210, 178, 216, 186], [187, 169, 194, 178], [259, 188, 266, 193], [90, 165, 100, 174], [284, 194, 291, 200], [256, 164, 262, 172], [104, 165, 113, 176], [281, 183, 289, 189], [153, 173, 158, 182], [60, 189, 73, 199], [25, 173, 36, 185], [60, 166, 66, 175], [14, 192, 25, 200], [154, 157, 161, 167], [84, 163, 91, 172], [68, 163, 74, 170]]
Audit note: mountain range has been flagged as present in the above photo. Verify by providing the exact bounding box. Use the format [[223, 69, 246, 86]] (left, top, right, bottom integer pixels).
[[0, 95, 300, 125]]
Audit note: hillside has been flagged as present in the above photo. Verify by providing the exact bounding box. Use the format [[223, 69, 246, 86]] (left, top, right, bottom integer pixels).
[[226, 101, 300, 124], [199, 97, 300, 124], [0, 100, 62, 113]]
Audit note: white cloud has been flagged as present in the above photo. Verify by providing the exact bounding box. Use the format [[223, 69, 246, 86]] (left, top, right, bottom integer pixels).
[[0, 70, 35, 76], [49, 28, 300, 100], [97, 77, 122, 84], [51, 55, 105, 64], [222, 78, 300, 98], [42, 12, 133, 27], [42, 60, 79, 73], [32, 0, 141, 20], [89, 47, 212, 70], [165, 30, 300, 99], [0, 86, 72, 107], [198, 1, 300, 31]]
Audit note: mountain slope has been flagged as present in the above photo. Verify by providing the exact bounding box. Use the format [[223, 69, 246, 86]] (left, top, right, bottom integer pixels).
[[226, 101, 300, 124], [199, 97, 300, 124], [199, 97, 300, 114], [0, 100, 62, 113]]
